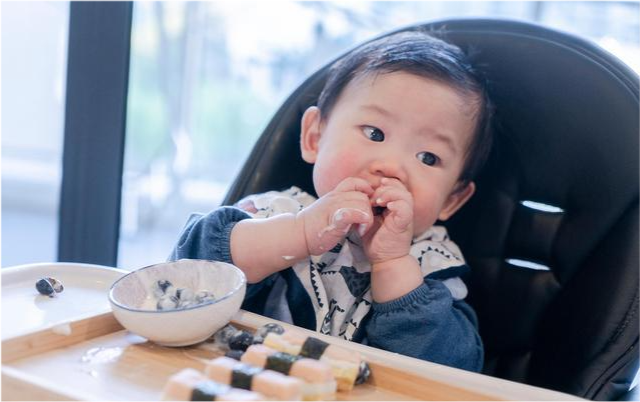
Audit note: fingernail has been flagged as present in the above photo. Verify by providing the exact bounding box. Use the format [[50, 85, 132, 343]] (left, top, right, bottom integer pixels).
[[357, 223, 367, 237]]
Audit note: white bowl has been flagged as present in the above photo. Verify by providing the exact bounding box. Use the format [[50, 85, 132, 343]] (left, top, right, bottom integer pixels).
[[109, 259, 246, 347]]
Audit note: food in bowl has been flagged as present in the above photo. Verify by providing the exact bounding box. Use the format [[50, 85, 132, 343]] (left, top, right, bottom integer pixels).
[[109, 259, 246, 347], [148, 279, 217, 310]]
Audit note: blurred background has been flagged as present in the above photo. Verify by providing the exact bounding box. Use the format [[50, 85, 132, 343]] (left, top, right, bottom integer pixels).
[[2, 1, 639, 270]]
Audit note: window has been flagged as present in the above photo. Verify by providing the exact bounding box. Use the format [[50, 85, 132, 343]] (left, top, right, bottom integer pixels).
[[2, 2, 637, 269], [119, 1, 639, 269], [1, 2, 69, 267]]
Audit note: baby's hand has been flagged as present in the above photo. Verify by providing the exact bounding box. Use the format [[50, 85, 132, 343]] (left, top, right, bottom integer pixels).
[[362, 178, 414, 264], [297, 177, 374, 256]]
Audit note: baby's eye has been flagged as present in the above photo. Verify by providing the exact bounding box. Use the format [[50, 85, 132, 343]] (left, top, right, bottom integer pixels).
[[362, 126, 385, 142], [416, 151, 440, 166]]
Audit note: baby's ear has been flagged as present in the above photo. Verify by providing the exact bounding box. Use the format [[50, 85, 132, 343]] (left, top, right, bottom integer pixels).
[[438, 181, 476, 221], [300, 106, 322, 164]]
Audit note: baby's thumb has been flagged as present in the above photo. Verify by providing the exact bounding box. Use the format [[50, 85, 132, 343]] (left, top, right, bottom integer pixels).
[[311, 208, 372, 255], [331, 208, 371, 234]]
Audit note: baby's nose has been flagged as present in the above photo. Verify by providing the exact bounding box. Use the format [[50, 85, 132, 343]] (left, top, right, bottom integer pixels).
[[370, 158, 408, 185]]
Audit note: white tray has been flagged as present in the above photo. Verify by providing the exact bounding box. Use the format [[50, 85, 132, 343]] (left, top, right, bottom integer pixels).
[[2, 262, 127, 340]]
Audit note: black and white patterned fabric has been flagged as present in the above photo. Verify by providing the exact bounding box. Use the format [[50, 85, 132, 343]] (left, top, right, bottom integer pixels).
[[238, 187, 469, 341]]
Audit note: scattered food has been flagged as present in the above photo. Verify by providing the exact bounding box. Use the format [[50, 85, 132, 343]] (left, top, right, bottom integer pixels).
[[241, 343, 337, 400], [35, 277, 64, 297], [224, 349, 245, 361], [161, 368, 264, 401], [263, 327, 368, 391], [255, 322, 285, 339], [211, 324, 238, 348], [228, 330, 254, 351], [192, 322, 371, 400], [205, 356, 304, 400], [355, 361, 371, 385]]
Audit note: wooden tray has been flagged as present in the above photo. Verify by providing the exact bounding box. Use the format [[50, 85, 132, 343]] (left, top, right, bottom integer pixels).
[[2, 309, 581, 401], [0, 311, 582, 402]]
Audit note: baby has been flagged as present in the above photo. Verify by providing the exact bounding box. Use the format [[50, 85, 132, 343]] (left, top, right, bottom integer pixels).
[[171, 31, 493, 372]]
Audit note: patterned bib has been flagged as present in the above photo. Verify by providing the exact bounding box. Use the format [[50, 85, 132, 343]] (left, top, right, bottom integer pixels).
[[237, 187, 469, 341]]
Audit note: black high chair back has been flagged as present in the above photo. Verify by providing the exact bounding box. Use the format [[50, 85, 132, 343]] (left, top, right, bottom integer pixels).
[[222, 19, 639, 400]]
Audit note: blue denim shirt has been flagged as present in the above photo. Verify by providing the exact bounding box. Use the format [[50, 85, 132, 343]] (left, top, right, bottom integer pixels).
[[169, 206, 484, 372]]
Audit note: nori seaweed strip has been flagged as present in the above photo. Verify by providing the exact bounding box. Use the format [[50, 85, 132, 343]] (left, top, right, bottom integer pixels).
[[191, 380, 229, 401], [230, 363, 262, 390], [265, 352, 299, 375], [299, 337, 329, 359], [355, 361, 371, 384]]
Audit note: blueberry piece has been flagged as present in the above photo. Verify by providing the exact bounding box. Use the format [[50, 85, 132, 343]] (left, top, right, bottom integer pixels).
[[178, 300, 194, 309], [228, 330, 254, 351], [157, 279, 172, 293], [176, 288, 194, 301], [252, 336, 264, 345], [47, 277, 64, 293], [36, 278, 55, 297], [225, 349, 245, 360], [156, 295, 179, 310], [213, 325, 238, 346], [153, 280, 173, 299], [255, 323, 285, 339], [164, 285, 177, 298], [195, 290, 216, 304]]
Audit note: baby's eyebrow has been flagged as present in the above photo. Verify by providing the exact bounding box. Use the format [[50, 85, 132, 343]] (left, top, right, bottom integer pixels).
[[423, 130, 459, 155], [360, 104, 396, 120]]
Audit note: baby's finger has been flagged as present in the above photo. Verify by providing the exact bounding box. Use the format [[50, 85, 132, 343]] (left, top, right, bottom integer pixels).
[[379, 177, 408, 191], [334, 177, 374, 196], [373, 186, 412, 208], [385, 200, 413, 230], [334, 190, 373, 205], [317, 207, 372, 245], [331, 207, 372, 232]]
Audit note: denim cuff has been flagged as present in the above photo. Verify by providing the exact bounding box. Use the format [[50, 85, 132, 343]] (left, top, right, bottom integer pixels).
[[371, 280, 449, 314]]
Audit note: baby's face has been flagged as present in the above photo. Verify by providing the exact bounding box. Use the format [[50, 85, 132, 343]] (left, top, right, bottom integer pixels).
[[303, 71, 477, 236]]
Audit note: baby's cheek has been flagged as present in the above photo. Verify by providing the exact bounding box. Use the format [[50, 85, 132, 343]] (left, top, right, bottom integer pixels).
[[411, 196, 442, 235], [313, 151, 360, 196]]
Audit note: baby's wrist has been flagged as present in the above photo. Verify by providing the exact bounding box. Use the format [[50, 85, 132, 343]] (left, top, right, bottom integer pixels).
[[368, 244, 412, 266], [370, 255, 423, 303], [371, 254, 414, 272], [294, 210, 312, 257]]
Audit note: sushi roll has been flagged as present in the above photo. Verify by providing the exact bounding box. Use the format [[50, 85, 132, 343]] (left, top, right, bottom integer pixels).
[[205, 356, 303, 401], [242, 344, 337, 400], [263, 329, 364, 391], [161, 368, 264, 401]]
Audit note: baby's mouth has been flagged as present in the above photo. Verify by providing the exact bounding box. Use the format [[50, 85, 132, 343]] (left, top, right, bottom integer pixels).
[[372, 206, 386, 216]]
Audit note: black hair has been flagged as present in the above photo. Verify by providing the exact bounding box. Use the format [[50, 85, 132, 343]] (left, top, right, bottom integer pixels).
[[317, 30, 494, 187]]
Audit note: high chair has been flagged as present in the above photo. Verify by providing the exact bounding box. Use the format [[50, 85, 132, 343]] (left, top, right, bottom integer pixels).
[[222, 19, 639, 400]]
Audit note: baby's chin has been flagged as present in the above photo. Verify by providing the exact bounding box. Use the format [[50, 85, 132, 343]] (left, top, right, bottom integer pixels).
[[412, 221, 436, 237]]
